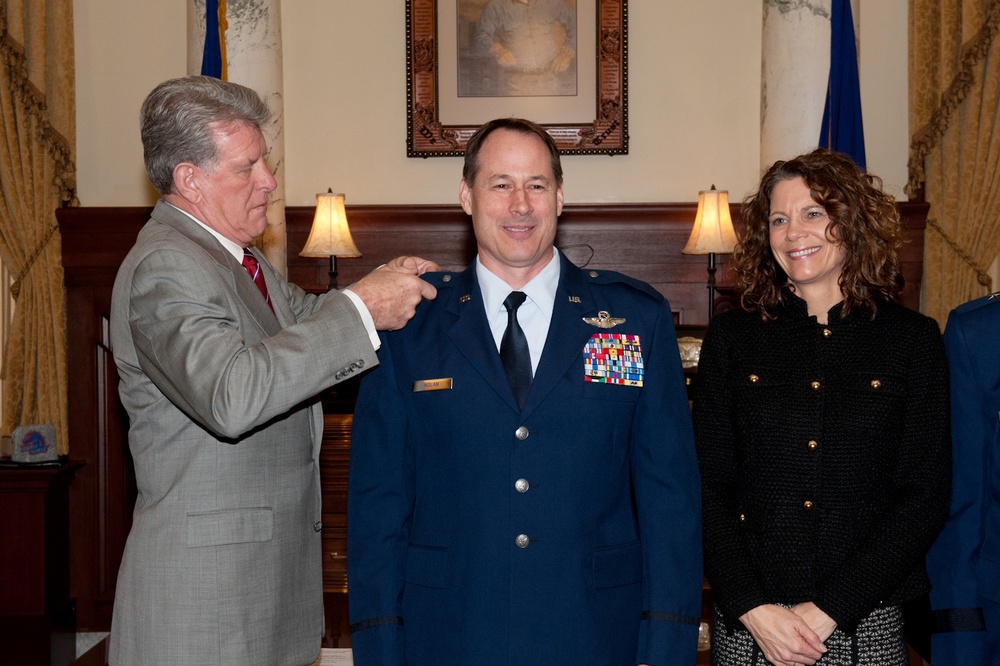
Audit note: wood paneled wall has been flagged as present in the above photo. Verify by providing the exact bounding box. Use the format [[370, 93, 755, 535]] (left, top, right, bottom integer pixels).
[[57, 201, 927, 630]]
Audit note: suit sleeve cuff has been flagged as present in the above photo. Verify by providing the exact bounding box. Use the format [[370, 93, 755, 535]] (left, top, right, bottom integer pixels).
[[931, 607, 987, 633], [343, 288, 380, 350], [348, 617, 405, 665], [636, 612, 700, 665]]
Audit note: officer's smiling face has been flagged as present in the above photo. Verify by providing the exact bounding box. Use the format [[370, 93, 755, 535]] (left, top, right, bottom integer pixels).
[[460, 128, 563, 289]]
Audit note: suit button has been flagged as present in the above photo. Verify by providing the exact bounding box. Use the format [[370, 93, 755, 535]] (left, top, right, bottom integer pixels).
[[822, 328, 832, 338], [313, 522, 323, 532], [515, 426, 529, 440], [810, 381, 821, 390], [871, 379, 882, 389], [808, 440, 819, 451], [442, 274, 452, 282], [515, 533, 530, 548], [515, 478, 530, 493], [803, 500, 814, 511]]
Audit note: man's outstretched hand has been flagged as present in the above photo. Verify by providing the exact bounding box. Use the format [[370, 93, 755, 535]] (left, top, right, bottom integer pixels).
[[348, 256, 440, 330]]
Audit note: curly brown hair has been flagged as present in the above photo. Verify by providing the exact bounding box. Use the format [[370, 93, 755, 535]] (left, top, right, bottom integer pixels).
[[734, 149, 904, 320]]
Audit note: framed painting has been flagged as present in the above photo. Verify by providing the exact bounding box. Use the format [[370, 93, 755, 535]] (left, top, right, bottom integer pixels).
[[406, 0, 628, 157]]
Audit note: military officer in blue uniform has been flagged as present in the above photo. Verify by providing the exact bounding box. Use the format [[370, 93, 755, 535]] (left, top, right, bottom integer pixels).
[[347, 118, 703, 665], [927, 291, 1000, 664]]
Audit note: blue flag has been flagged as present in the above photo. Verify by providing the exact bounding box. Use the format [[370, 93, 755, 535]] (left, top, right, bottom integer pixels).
[[819, 0, 865, 169], [201, 0, 223, 78]]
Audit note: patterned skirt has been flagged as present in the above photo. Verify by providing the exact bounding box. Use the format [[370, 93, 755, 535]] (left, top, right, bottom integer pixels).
[[710, 604, 908, 666]]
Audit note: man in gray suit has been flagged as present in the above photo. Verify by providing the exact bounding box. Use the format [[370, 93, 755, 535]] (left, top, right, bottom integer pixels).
[[108, 75, 436, 666]]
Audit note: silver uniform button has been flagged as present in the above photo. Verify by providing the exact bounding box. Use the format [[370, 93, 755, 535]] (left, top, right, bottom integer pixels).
[[515, 533, 530, 548], [515, 426, 529, 440], [515, 478, 530, 493], [313, 522, 323, 532]]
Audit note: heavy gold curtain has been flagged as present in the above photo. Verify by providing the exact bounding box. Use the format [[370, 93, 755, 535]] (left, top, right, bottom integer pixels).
[[0, 0, 74, 454], [910, 1, 1000, 325]]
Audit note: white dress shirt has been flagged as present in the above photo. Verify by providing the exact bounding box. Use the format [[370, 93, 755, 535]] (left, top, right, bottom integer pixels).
[[476, 247, 560, 375]]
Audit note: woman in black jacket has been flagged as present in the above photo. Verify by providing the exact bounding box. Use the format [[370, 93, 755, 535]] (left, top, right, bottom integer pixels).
[[693, 149, 951, 666]]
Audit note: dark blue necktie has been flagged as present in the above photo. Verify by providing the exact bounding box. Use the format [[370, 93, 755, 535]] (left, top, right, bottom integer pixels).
[[501, 291, 532, 408]]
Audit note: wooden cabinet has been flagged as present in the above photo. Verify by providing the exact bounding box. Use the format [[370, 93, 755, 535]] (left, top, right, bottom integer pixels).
[[0, 462, 82, 665], [319, 413, 353, 647]]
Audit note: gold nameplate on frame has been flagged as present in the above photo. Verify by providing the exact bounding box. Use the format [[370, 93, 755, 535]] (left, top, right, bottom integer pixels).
[[412, 378, 454, 392]]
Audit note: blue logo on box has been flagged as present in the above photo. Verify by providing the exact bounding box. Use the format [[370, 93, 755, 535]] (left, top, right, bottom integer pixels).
[[18, 430, 49, 455]]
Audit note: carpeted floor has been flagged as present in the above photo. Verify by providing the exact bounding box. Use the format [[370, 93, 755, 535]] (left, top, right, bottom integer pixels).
[[73, 633, 353, 665], [310, 648, 354, 665], [76, 633, 109, 659]]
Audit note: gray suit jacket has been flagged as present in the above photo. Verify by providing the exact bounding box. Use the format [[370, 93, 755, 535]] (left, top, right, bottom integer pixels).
[[108, 200, 377, 665]]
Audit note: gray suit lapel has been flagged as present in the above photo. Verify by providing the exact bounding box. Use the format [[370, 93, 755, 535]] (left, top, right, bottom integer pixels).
[[150, 201, 282, 336], [241, 247, 283, 335]]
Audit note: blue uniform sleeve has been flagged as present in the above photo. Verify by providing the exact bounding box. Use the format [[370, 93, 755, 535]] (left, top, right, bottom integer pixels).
[[347, 333, 412, 665], [633, 298, 704, 664], [928, 308, 992, 664]]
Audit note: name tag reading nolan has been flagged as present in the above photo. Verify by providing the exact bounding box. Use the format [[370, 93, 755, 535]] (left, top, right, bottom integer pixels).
[[412, 378, 454, 392]]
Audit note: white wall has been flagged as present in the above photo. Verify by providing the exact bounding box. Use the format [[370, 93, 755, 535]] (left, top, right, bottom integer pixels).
[[73, 1, 909, 207]]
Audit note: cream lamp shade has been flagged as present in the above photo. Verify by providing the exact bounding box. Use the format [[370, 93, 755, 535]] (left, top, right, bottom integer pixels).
[[682, 185, 738, 256], [300, 190, 361, 259]]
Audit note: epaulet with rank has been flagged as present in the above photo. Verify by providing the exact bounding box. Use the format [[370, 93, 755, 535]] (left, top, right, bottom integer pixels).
[[420, 271, 455, 289], [952, 291, 1000, 317], [582, 268, 663, 302]]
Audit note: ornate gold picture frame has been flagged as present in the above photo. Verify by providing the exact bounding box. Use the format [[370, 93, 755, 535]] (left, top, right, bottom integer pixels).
[[406, 0, 628, 157]]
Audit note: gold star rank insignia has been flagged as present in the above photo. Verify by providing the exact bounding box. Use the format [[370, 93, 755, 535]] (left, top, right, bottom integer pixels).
[[582, 311, 626, 329]]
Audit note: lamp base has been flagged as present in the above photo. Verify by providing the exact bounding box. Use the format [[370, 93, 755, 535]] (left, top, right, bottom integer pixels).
[[706, 252, 718, 322], [328, 272, 338, 290], [327, 256, 339, 291]]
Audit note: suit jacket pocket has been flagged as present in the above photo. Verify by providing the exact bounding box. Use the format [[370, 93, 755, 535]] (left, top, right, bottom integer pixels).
[[592, 541, 642, 589], [405, 543, 449, 589], [186, 507, 273, 547]]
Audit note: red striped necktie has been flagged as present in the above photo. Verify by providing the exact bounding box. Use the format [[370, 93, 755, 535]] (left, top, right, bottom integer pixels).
[[242, 249, 274, 314]]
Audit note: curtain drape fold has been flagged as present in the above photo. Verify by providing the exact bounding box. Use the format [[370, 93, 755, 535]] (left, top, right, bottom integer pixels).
[[910, 0, 1000, 325], [0, 0, 74, 454]]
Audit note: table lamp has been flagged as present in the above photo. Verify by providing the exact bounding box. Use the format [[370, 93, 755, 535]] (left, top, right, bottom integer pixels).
[[682, 185, 739, 321], [299, 189, 361, 290]]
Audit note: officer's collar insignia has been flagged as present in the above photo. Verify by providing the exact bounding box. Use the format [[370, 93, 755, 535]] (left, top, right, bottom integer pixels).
[[583, 311, 626, 329]]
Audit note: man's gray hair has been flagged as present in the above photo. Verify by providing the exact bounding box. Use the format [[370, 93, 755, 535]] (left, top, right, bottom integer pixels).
[[140, 75, 272, 195]]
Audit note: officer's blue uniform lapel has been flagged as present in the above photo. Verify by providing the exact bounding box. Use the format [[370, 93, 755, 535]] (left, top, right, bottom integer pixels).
[[523, 254, 598, 415]]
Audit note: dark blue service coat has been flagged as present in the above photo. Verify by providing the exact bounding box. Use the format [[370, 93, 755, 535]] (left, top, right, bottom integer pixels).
[[347, 253, 703, 665]]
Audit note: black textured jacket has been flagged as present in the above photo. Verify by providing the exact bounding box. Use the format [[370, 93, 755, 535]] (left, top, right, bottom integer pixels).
[[693, 294, 951, 634]]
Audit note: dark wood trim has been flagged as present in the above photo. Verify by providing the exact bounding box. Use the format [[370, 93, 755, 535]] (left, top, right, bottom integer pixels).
[[57, 201, 928, 631]]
